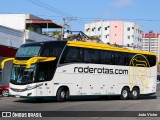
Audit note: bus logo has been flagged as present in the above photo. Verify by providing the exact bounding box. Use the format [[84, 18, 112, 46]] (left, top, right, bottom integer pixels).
[[129, 54, 151, 91]]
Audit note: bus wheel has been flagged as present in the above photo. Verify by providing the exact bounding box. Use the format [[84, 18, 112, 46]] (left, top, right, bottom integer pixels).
[[121, 87, 130, 100], [56, 87, 67, 102], [2, 90, 9, 97], [130, 87, 140, 100]]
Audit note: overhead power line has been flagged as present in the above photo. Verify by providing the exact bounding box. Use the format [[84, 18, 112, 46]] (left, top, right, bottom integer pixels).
[[25, 0, 68, 17], [1, 10, 160, 23], [25, 0, 85, 25]]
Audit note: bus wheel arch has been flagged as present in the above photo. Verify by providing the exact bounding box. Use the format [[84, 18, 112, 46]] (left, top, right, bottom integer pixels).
[[121, 86, 130, 100], [56, 86, 69, 102], [130, 86, 140, 100]]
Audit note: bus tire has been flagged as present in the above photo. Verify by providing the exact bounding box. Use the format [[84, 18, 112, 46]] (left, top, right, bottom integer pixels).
[[121, 87, 130, 100], [56, 87, 67, 102], [130, 87, 140, 100], [2, 90, 9, 97]]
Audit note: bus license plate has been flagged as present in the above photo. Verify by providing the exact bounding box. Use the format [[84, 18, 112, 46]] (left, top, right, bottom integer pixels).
[[15, 95, 20, 98]]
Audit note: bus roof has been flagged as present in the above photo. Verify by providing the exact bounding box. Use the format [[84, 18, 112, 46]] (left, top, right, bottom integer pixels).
[[67, 41, 156, 56], [20, 40, 156, 56], [21, 41, 66, 46]]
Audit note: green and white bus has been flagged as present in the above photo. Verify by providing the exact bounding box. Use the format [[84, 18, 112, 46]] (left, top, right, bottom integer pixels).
[[1, 41, 157, 101]]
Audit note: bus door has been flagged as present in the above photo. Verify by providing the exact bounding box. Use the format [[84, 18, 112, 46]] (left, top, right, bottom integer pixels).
[[36, 70, 48, 97], [36, 62, 54, 97]]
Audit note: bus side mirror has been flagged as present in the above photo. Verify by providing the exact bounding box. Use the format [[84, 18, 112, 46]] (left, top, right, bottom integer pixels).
[[1, 58, 14, 69]]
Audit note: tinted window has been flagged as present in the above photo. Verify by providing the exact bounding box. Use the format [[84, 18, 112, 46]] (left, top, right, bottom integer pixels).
[[60, 47, 82, 64], [35, 61, 57, 82], [114, 52, 125, 65], [16, 46, 41, 57], [127, 53, 135, 66], [59, 46, 156, 67], [41, 42, 65, 58], [83, 49, 99, 64], [147, 55, 156, 67], [99, 50, 112, 64]]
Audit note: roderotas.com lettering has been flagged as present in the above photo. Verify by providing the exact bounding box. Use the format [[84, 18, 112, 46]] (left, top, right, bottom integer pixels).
[[74, 66, 128, 75]]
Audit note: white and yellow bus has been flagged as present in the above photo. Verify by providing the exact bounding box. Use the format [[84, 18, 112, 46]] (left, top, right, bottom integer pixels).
[[1, 41, 157, 101]]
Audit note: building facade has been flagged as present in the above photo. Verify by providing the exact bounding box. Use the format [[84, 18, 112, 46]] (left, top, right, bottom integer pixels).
[[84, 20, 143, 49], [0, 14, 62, 43], [142, 32, 160, 61]]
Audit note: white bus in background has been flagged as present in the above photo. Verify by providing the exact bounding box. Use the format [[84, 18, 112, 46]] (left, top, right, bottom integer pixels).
[[1, 41, 157, 102]]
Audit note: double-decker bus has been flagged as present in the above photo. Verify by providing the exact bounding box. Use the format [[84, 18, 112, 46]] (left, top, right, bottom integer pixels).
[[1, 41, 157, 101]]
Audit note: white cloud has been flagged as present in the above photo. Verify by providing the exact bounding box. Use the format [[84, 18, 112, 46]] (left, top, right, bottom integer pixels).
[[113, 0, 133, 8]]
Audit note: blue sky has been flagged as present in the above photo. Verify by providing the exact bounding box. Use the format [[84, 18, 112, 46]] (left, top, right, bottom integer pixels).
[[0, 0, 160, 32]]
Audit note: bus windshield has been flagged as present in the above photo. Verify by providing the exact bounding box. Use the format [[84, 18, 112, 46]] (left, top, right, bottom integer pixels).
[[10, 64, 36, 85], [16, 46, 41, 57]]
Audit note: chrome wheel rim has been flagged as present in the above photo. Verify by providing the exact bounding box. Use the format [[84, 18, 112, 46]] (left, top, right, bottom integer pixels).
[[132, 90, 137, 97], [2, 90, 9, 97], [122, 90, 128, 98], [61, 91, 65, 98]]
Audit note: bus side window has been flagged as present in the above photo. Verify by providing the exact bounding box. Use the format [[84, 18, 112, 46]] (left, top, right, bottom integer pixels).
[[37, 64, 49, 81], [146, 55, 156, 67], [60, 47, 82, 64], [114, 52, 119, 65], [124, 53, 129, 66], [41, 43, 65, 58], [38, 71, 46, 81], [83, 49, 99, 64], [41, 48, 49, 56], [115, 52, 125, 65], [49, 46, 64, 58], [99, 50, 111, 64], [111, 53, 114, 65]]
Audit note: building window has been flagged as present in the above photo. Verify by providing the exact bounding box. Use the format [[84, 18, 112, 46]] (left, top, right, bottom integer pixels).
[[115, 26, 117, 28], [86, 28, 90, 32], [128, 36, 130, 39], [132, 27, 134, 30], [115, 34, 117, 36], [98, 27, 101, 31], [140, 39, 142, 42], [105, 27, 107, 30], [127, 27, 130, 31], [132, 35, 134, 38], [92, 27, 95, 32], [105, 35, 108, 38]]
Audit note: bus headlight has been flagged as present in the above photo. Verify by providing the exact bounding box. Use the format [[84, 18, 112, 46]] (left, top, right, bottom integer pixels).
[[26, 83, 43, 91], [26, 85, 34, 90]]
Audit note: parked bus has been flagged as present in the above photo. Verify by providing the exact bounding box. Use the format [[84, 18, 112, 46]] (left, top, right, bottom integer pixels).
[[1, 41, 157, 101]]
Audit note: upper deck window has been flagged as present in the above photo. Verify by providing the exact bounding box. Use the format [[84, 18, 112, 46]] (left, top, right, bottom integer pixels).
[[16, 46, 41, 57], [41, 42, 66, 58]]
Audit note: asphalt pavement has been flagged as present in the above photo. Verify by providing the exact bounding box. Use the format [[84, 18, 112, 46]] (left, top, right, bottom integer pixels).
[[0, 84, 160, 120]]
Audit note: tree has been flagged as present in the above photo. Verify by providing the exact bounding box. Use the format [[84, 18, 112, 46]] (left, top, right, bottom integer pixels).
[[52, 30, 61, 37], [27, 25, 34, 31]]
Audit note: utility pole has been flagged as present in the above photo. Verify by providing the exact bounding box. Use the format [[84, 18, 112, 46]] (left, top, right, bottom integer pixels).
[[61, 17, 77, 40], [61, 18, 65, 40]]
